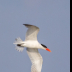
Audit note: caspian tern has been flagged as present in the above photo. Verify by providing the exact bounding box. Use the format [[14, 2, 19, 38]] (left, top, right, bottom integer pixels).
[[14, 24, 51, 72]]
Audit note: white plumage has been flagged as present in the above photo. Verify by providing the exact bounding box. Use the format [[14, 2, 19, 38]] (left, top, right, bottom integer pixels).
[[27, 48, 43, 72], [24, 24, 39, 41], [14, 24, 51, 72]]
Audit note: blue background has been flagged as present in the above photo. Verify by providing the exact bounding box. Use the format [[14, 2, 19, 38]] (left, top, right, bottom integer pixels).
[[0, 0, 70, 72]]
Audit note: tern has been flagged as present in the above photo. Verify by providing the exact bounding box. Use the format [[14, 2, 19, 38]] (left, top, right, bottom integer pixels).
[[14, 24, 51, 72]]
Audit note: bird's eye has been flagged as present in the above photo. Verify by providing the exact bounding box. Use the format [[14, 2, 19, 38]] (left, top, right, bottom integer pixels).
[[41, 44, 47, 48]]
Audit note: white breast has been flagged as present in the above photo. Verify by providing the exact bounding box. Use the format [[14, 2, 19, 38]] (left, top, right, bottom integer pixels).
[[23, 40, 42, 49]]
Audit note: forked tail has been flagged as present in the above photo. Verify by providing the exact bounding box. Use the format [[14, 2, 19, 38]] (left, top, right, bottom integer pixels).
[[13, 37, 24, 52]]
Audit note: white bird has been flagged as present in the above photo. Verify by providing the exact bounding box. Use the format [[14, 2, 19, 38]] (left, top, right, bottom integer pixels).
[[14, 24, 51, 72]]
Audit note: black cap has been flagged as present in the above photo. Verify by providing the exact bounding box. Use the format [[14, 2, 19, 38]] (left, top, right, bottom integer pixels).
[[41, 44, 47, 48]]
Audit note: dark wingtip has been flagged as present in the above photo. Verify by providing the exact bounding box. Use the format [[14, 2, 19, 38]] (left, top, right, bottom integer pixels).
[[23, 24, 26, 25], [23, 24, 27, 25], [17, 44, 21, 46], [23, 24, 39, 29], [23, 24, 34, 27], [23, 24, 31, 26], [23, 24, 30, 25]]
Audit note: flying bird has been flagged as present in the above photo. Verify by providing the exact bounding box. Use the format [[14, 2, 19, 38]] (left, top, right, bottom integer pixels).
[[14, 24, 51, 72]]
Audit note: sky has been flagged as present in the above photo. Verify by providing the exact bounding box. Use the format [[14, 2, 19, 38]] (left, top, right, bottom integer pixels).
[[0, 0, 70, 72]]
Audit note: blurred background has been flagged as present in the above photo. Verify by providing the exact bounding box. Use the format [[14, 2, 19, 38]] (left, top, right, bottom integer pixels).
[[0, 0, 70, 72]]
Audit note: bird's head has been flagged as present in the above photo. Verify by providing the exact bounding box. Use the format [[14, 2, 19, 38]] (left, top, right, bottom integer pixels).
[[41, 44, 51, 52]]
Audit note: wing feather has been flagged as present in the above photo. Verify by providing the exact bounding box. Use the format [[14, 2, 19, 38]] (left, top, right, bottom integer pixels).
[[26, 48, 43, 72], [23, 24, 39, 40]]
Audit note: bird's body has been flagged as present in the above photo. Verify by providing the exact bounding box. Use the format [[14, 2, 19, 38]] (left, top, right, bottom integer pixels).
[[14, 24, 51, 72], [19, 40, 44, 49]]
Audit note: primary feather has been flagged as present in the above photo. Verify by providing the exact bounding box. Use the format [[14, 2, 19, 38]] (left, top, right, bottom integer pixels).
[[23, 24, 39, 40], [26, 48, 43, 72]]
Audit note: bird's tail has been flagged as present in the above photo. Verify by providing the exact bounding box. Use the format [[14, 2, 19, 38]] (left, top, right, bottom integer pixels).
[[13, 37, 24, 52]]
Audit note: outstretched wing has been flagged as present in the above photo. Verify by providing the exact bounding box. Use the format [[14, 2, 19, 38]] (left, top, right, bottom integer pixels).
[[26, 48, 43, 72], [23, 24, 39, 40]]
